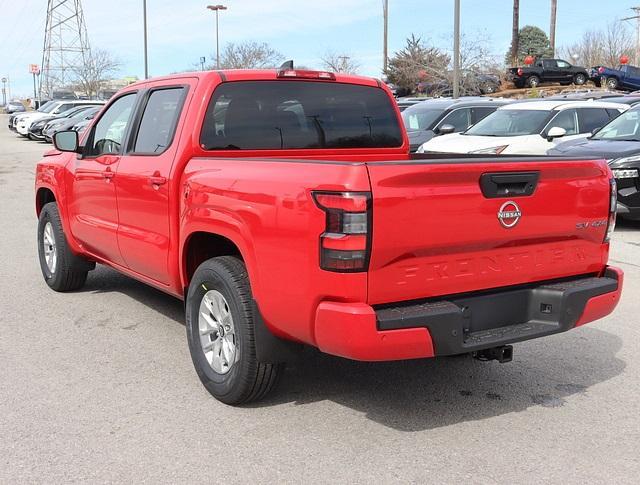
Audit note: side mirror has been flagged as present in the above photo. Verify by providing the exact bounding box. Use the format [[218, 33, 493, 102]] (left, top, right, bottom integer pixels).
[[53, 130, 79, 152], [546, 126, 567, 142], [437, 124, 456, 135]]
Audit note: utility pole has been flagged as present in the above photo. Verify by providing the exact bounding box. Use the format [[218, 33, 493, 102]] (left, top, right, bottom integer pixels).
[[453, 0, 460, 99], [382, 0, 389, 73], [207, 5, 227, 69], [550, 0, 557, 56], [143, 0, 149, 79], [511, 0, 520, 65], [41, 0, 91, 100], [337, 55, 350, 73], [622, 7, 640, 66]]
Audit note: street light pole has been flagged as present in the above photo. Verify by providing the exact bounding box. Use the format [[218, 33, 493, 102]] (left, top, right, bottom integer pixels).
[[382, 0, 388, 73], [143, 0, 149, 79], [453, 0, 460, 99], [207, 5, 227, 69]]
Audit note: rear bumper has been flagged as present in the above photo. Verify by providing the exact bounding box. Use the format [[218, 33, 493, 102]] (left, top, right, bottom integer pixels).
[[314, 267, 623, 361]]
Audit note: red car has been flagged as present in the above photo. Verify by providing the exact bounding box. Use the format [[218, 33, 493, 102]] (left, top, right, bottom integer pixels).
[[35, 68, 623, 404]]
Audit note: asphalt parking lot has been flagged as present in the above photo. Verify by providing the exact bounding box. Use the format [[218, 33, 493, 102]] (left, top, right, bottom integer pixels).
[[1, 113, 639, 483]]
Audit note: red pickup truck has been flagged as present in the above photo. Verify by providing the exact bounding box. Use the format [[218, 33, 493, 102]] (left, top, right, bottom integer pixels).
[[35, 68, 623, 404]]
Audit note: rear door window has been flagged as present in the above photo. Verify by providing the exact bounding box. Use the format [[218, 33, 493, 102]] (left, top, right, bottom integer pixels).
[[200, 81, 403, 150], [437, 108, 471, 132], [133, 87, 185, 154], [546, 109, 578, 135], [471, 106, 497, 124], [577, 108, 614, 134]]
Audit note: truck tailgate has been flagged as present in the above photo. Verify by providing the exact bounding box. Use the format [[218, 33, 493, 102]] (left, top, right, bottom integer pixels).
[[366, 158, 611, 305]]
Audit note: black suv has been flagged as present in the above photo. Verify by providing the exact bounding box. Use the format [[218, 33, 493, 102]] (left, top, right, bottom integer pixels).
[[508, 58, 589, 89]]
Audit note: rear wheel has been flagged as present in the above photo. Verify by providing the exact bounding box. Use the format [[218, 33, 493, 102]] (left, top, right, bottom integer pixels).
[[527, 76, 540, 88], [574, 73, 587, 85], [186, 256, 283, 405], [38, 202, 91, 291]]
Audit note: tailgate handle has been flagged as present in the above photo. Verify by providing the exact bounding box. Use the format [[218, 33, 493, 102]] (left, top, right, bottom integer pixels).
[[480, 172, 539, 198]]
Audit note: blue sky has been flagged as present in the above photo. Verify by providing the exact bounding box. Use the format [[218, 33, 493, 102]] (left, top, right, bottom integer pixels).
[[1, 0, 638, 98]]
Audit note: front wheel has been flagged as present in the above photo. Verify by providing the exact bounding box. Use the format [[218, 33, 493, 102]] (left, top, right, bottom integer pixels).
[[38, 202, 91, 291], [186, 256, 283, 405]]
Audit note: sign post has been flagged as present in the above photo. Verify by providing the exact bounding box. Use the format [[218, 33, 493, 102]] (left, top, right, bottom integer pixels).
[[1, 77, 6, 106], [29, 64, 40, 103]]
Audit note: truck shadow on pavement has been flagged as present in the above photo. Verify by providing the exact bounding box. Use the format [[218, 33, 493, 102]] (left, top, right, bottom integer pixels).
[[84, 266, 625, 432], [261, 330, 625, 431]]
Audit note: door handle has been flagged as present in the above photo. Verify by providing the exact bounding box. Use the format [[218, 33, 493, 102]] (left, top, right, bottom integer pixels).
[[102, 170, 115, 180], [149, 175, 167, 186]]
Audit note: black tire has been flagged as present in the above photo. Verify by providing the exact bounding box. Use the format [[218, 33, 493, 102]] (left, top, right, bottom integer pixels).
[[574, 73, 587, 85], [606, 77, 619, 90], [593, 79, 602, 88], [527, 76, 540, 88], [37, 202, 91, 291], [186, 256, 283, 405]]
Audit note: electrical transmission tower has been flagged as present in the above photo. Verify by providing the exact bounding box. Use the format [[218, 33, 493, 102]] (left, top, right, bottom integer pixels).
[[40, 0, 92, 99]]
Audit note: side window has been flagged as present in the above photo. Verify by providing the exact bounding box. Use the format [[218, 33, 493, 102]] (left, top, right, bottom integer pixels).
[[53, 103, 73, 114], [606, 108, 623, 119], [133, 88, 185, 154], [86, 93, 137, 157], [556, 60, 570, 68], [547, 109, 578, 135], [543, 60, 557, 69], [628, 66, 640, 78], [578, 108, 613, 134], [471, 107, 496, 124], [439, 108, 471, 132]]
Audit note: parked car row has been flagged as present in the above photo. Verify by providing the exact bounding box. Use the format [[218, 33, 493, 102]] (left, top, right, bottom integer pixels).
[[404, 92, 640, 220], [7, 99, 104, 142]]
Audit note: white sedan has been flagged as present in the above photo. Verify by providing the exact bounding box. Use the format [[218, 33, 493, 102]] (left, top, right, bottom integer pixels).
[[416, 100, 630, 155]]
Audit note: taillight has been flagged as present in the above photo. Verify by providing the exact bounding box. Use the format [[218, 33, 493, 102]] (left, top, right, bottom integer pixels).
[[598, 66, 605, 74], [312, 191, 371, 272], [517, 68, 523, 76], [605, 178, 617, 243]]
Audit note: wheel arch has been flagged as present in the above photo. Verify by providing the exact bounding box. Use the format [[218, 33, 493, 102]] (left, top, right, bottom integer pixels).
[[35, 186, 57, 216], [181, 230, 256, 293]]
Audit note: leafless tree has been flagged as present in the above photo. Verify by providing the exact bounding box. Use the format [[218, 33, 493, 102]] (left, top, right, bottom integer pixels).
[[73, 49, 121, 99], [219, 41, 284, 69], [320, 51, 361, 73], [560, 20, 634, 67]]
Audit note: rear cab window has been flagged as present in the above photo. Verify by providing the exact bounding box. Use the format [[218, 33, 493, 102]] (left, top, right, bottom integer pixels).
[[199, 81, 403, 150]]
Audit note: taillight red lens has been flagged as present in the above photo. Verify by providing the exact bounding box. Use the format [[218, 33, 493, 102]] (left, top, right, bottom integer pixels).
[[312, 191, 371, 272], [517, 68, 523, 76], [598, 66, 605, 74], [605, 178, 617, 243]]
